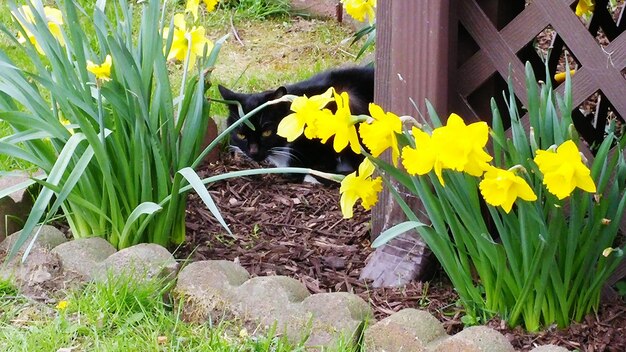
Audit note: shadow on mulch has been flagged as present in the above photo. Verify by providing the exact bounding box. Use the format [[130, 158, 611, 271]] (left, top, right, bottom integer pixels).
[[179, 152, 626, 351]]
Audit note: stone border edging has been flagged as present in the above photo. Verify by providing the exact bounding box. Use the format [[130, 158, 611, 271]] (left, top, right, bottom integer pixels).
[[0, 226, 569, 351]]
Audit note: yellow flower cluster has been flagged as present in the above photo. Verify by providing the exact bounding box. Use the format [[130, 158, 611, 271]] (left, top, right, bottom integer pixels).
[[479, 166, 537, 213], [163, 0, 218, 71], [276, 87, 388, 217], [163, 13, 214, 71], [279, 90, 598, 217], [340, 159, 382, 218], [186, 0, 220, 21], [277, 87, 362, 154], [13, 5, 65, 54], [402, 114, 492, 185], [341, 0, 376, 24], [14, 1, 216, 81]]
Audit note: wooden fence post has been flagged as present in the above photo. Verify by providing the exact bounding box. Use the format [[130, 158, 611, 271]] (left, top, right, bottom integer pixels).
[[360, 0, 455, 286]]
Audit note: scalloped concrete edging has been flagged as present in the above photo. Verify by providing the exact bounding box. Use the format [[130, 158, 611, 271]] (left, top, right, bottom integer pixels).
[[173, 259, 570, 352], [0, 226, 569, 351], [0, 226, 178, 297]]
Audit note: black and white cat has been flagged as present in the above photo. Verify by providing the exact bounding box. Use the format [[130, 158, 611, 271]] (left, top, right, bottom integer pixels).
[[218, 66, 374, 180]]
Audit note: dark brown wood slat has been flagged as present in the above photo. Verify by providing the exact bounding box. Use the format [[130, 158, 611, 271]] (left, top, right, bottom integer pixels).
[[605, 32, 626, 70], [553, 69, 604, 108], [458, 0, 529, 104], [456, 50, 495, 98], [458, 2, 547, 97]]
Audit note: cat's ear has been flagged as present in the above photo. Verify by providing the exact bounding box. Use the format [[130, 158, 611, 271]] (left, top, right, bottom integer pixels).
[[271, 86, 288, 100], [218, 85, 241, 102]]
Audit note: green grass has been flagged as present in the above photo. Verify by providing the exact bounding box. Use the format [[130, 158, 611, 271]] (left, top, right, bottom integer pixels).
[[220, 0, 292, 20], [0, 276, 307, 351]]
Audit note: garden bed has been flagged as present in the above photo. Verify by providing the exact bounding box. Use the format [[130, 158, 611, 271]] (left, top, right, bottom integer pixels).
[[181, 152, 626, 352]]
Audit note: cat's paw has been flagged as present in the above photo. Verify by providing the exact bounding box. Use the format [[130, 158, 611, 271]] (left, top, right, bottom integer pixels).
[[303, 175, 322, 184]]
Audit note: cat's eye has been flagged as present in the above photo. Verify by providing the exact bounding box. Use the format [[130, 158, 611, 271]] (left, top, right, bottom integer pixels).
[[236, 133, 246, 140], [261, 130, 273, 137]]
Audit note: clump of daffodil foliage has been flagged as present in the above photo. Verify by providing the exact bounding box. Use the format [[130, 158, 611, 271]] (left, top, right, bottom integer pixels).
[[0, 0, 240, 255], [275, 63, 626, 331]]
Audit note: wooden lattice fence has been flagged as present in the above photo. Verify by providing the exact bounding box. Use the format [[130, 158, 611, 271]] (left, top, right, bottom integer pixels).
[[362, 0, 626, 291]]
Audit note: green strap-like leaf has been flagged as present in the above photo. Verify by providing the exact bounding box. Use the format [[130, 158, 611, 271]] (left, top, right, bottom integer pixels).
[[8, 132, 88, 262], [178, 167, 233, 237], [120, 202, 163, 243], [371, 221, 427, 248], [0, 141, 47, 168]]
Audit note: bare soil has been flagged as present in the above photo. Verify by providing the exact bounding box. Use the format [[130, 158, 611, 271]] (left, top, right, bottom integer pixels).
[[180, 152, 626, 352]]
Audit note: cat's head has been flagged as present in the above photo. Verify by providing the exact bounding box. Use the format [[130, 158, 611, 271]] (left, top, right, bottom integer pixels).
[[218, 85, 290, 163]]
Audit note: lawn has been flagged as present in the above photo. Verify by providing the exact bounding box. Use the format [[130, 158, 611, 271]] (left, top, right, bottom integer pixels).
[[0, 275, 307, 351]]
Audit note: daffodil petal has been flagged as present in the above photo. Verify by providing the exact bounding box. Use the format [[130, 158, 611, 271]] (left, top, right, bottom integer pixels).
[[277, 113, 304, 142]]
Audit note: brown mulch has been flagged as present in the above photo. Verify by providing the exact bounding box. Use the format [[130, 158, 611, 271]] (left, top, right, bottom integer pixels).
[[179, 152, 626, 351]]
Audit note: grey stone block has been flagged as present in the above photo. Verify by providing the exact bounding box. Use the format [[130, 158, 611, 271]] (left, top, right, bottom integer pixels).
[[93, 243, 178, 283], [0, 225, 67, 256], [174, 260, 250, 323], [364, 308, 446, 352], [300, 292, 373, 349], [51, 237, 117, 280], [430, 326, 515, 352], [173, 260, 563, 352], [234, 276, 310, 341]]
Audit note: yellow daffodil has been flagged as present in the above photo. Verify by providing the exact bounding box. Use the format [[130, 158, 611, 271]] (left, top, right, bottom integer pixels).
[[186, 0, 219, 21], [554, 69, 576, 84], [402, 126, 446, 183], [341, 0, 376, 24], [86, 54, 112, 82], [575, 0, 594, 17], [340, 158, 382, 218], [55, 300, 68, 310], [359, 103, 402, 165], [434, 113, 492, 177], [402, 114, 492, 186], [316, 90, 361, 154], [534, 140, 596, 199], [163, 14, 213, 71], [277, 87, 334, 142], [479, 166, 537, 213], [14, 5, 65, 54]]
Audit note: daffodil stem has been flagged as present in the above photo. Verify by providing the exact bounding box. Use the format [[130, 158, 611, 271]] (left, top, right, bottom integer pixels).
[[96, 84, 104, 143]]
